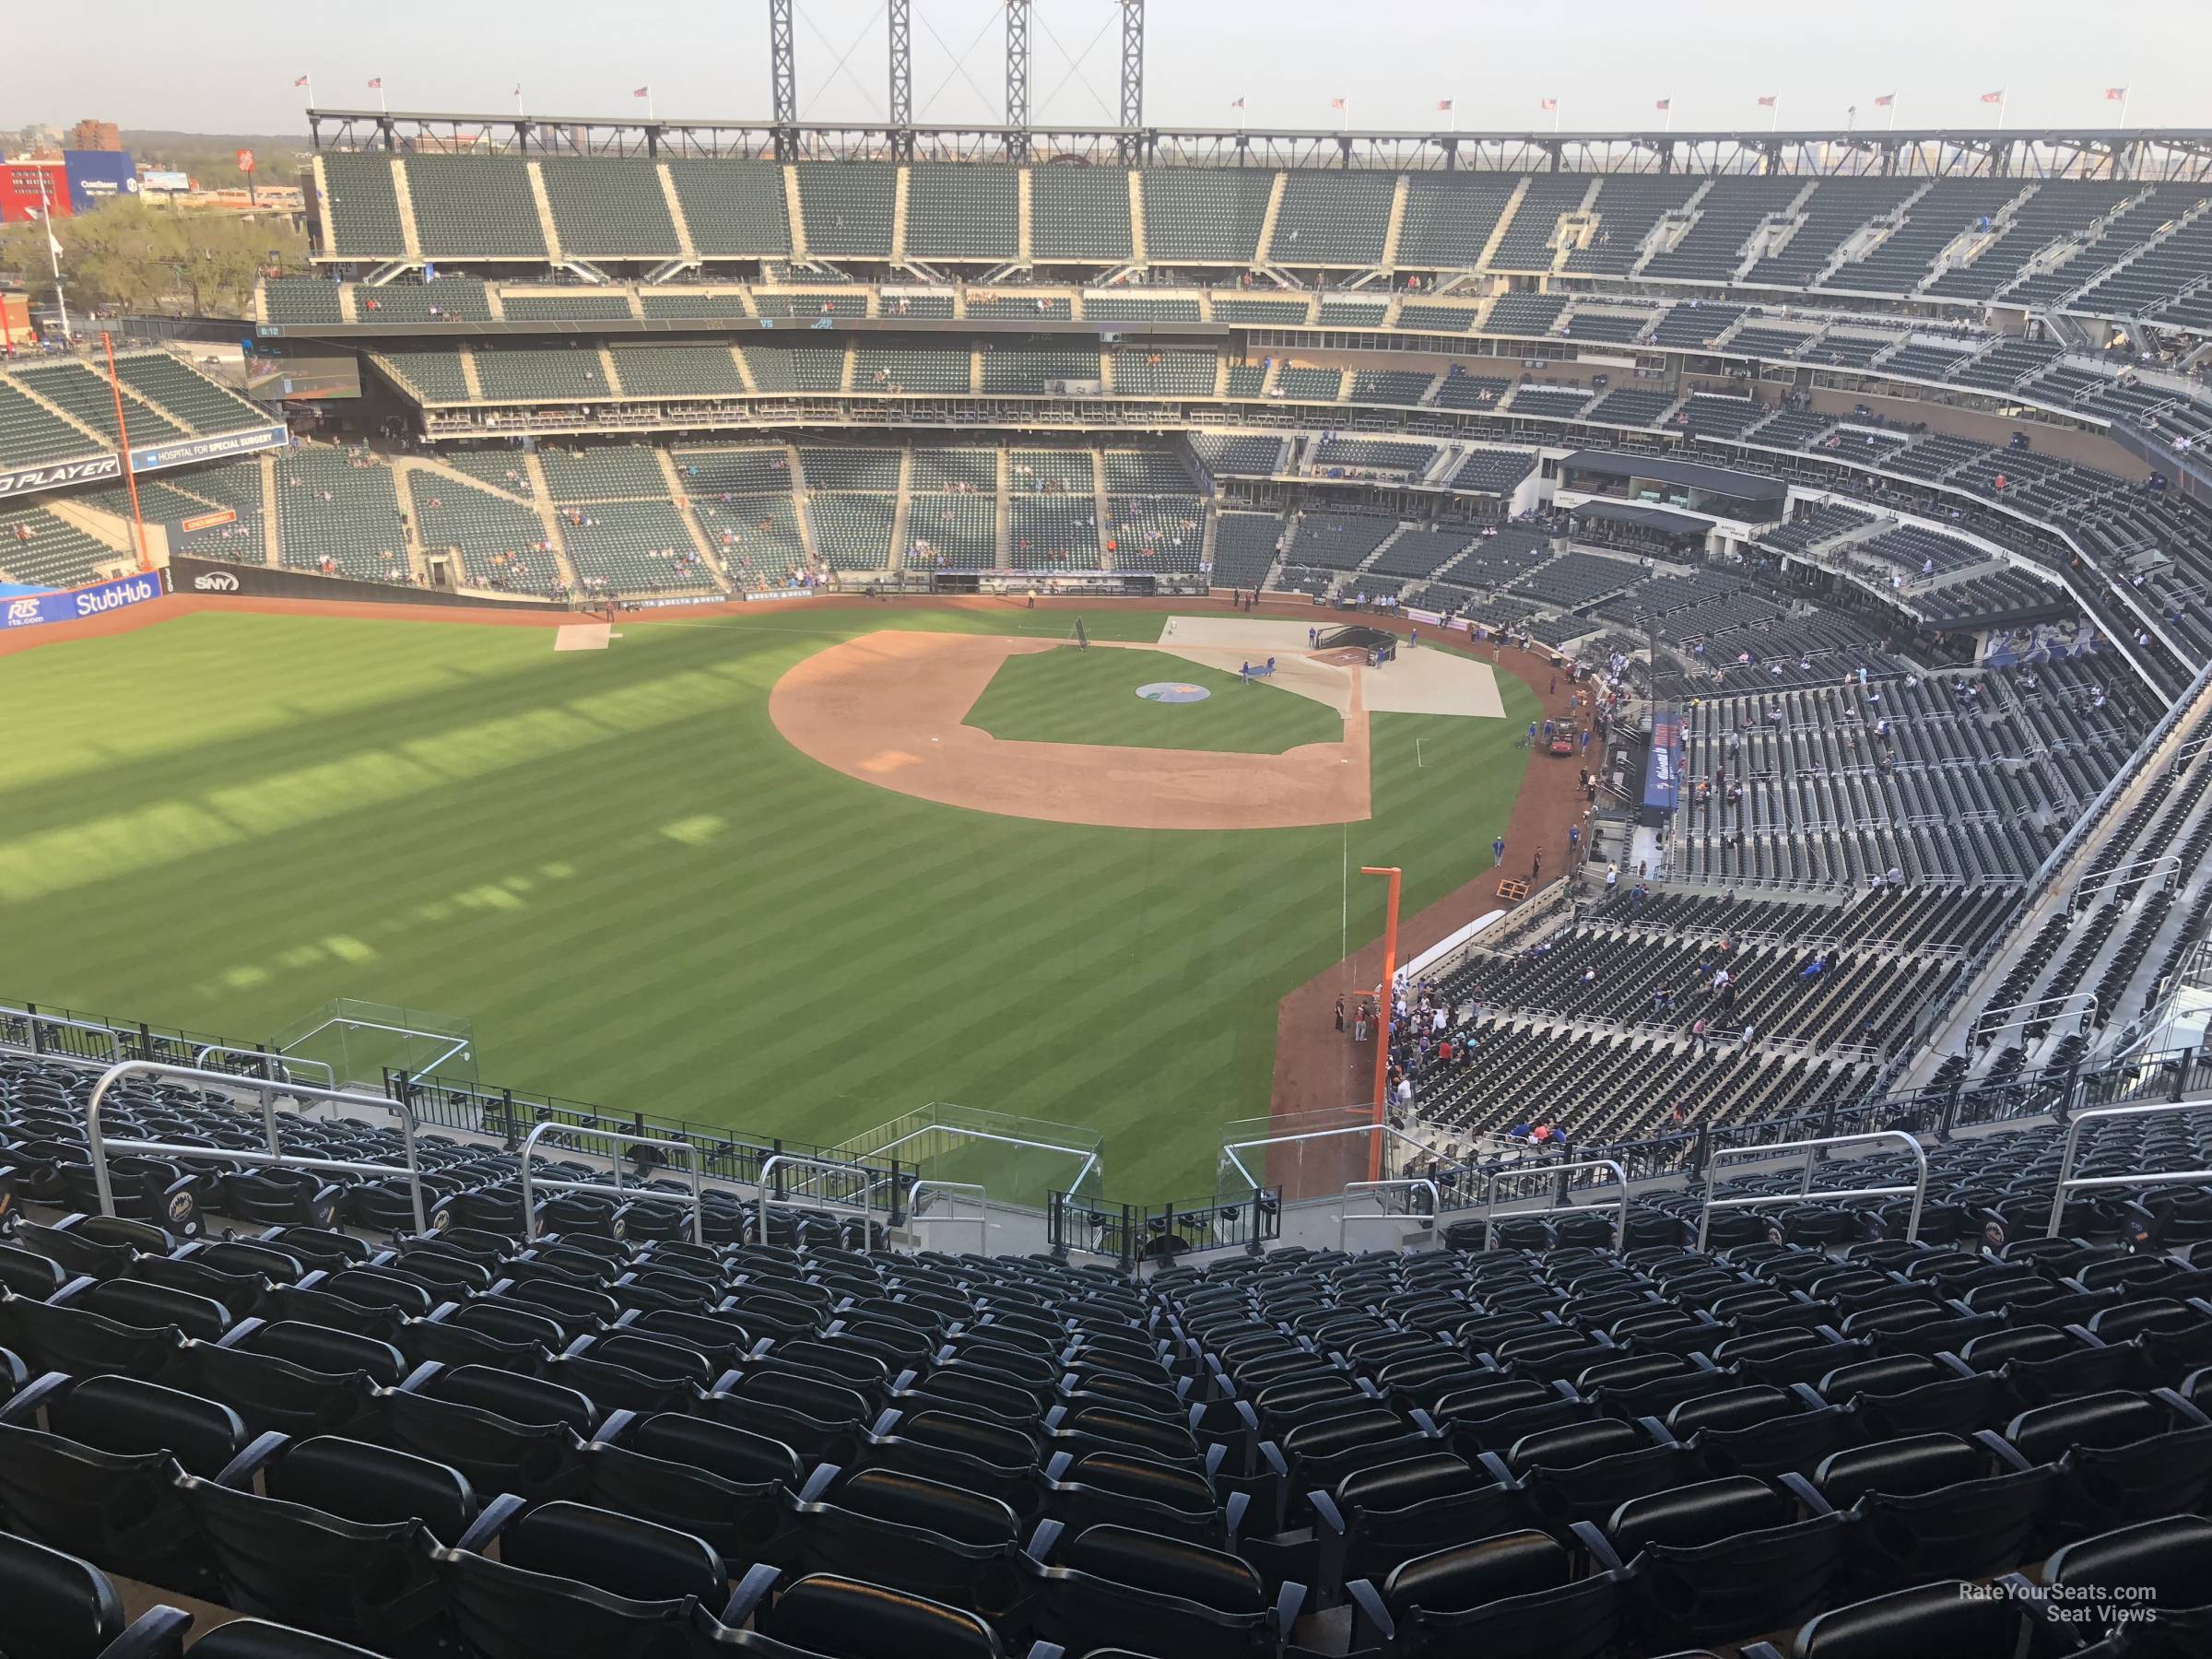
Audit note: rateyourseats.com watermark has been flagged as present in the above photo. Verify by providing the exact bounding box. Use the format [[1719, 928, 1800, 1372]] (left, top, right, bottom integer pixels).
[[1961, 1580, 2159, 1625]]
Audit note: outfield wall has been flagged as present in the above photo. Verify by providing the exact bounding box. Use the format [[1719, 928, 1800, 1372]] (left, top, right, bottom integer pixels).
[[168, 554, 562, 611]]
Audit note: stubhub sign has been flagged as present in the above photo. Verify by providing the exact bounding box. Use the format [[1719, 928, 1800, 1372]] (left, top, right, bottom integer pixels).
[[1, 571, 164, 629]]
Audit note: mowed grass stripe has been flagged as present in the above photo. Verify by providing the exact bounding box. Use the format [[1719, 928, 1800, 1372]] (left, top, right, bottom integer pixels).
[[0, 610, 1534, 1194]]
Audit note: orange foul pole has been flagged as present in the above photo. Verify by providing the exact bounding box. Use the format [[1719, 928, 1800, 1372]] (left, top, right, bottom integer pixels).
[[1360, 865, 1403, 1184], [100, 331, 152, 574]]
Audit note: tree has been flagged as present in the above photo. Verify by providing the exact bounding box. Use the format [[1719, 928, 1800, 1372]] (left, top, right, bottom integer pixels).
[[0, 197, 306, 322]]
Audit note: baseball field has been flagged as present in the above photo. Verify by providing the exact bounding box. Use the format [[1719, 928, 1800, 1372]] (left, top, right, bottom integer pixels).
[[0, 598, 1541, 1198]]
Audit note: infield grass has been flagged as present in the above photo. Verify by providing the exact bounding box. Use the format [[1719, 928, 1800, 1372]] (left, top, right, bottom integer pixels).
[[964, 644, 1340, 753], [0, 605, 1537, 1198]]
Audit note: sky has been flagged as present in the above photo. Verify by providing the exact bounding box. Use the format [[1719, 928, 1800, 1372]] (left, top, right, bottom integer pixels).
[[1, 0, 2206, 137]]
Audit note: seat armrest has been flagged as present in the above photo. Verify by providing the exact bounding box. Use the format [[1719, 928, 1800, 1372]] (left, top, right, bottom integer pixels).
[[454, 1492, 528, 1556], [1025, 1518, 1065, 1563], [1346, 1577, 1395, 1645], [0, 1370, 70, 1424], [719, 1560, 782, 1626], [1974, 1428, 2038, 1473], [214, 1430, 291, 1488], [1568, 1519, 1628, 1575], [591, 1408, 638, 1446], [796, 1463, 840, 1503], [105, 1604, 193, 1659]]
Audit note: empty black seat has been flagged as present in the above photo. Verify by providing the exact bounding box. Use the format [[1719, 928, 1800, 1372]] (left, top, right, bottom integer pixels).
[[1758, 1577, 2031, 1659], [0, 1530, 192, 1658], [1606, 1475, 1847, 1649], [1027, 1520, 1300, 1659], [1810, 1431, 2051, 1589], [1346, 1527, 1625, 1659]]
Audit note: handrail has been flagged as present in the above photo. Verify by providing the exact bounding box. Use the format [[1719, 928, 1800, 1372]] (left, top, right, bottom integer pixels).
[[1340, 1178, 1440, 1251], [756, 1153, 877, 1247], [517, 1120, 704, 1245], [192, 1043, 338, 1091], [1481, 1158, 1629, 1251], [2046, 1096, 2212, 1237], [1698, 1129, 1928, 1249], [907, 1178, 989, 1257], [85, 1060, 429, 1234], [3, 1005, 124, 1062]]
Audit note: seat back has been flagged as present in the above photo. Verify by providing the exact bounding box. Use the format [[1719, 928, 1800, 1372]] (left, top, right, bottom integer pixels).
[[0, 1531, 130, 1659]]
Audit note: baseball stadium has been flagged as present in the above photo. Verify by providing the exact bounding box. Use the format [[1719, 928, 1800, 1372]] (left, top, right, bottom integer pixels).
[[6, 6, 2212, 1653]]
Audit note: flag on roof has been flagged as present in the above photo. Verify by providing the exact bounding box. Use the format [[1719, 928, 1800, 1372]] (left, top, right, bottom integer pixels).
[[1230, 97, 1244, 111], [1330, 98, 1346, 111], [1875, 93, 1895, 107], [1438, 100, 1453, 112], [1757, 95, 1777, 108], [634, 87, 651, 98], [294, 76, 310, 88], [1539, 98, 1558, 112], [2106, 87, 2129, 100], [1982, 89, 2005, 103], [367, 77, 382, 89], [1655, 99, 1670, 112]]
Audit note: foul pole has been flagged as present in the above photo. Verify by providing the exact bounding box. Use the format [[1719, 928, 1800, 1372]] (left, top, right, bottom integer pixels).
[[1361, 865, 1402, 1183], [100, 332, 151, 572]]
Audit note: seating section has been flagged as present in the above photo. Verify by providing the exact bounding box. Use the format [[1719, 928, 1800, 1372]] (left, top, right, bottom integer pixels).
[[407, 471, 566, 594], [404, 158, 548, 260], [1396, 173, 1524, 267], [1031, 166, 1133, 261], [696, 492, 806, 587], [1567, 175, 1700, 276], [318, 151, 405, 258], [275, 446, 411, 582], [664, 159, 791, 256], [741, 345, 846, 394], [559, 499, 713, 592], [538, 159, 680, 259], [1211, 510, 1282, 588], [110, 354, 265, 435], [607, 345, 747, 400], [473, 347, 613, 404], [1271, 171, 1395, 265], [1825, 179, 2021, 294], [903, 164, 1018, 262], [794, 163, 897, 258], [1141, 169, 1273, 265], [0, 376, 105, 470], [1113, 349, 1217, 397], [10, 361, 185, 446], [265, 276, 346, 324], [0, 504, 119, 588]]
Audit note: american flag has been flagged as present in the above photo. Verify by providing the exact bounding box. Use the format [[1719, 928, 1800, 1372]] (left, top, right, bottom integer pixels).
[[1982, 89, 2005, 103], [1757, 95, 1777, 109], [1539, 98, 1557, 112], [1437, 100, 1453, 112], [1875, 93, 1895, 107], [1654, 99, 1670, 112], [367, 77, 382, 89], [294, 76, 309, 88], [1330, 98, 1346, 111], [2106, 87, 2129, 100], [1230, 98, 1244, 112], [634, 87, 651, 99]]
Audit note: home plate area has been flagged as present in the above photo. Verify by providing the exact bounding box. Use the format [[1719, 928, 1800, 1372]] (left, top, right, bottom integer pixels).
[[1152, 615, 1505, 719]]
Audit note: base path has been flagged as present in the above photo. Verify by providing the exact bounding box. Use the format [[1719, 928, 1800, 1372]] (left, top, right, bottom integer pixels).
[[770, 629, 1372, 830]]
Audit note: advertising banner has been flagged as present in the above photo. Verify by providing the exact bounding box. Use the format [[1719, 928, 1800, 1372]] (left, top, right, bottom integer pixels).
[[0, 453, 121, 499], [2, 571, 162, 630], [131, 425, 288, 475], [1643, 708, 1683, 813]]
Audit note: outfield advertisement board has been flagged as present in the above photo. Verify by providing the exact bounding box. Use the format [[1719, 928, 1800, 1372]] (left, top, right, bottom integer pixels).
[[167, 554, 559, 611], [0, 453, 124, 499], [2, 571, 164, 630]]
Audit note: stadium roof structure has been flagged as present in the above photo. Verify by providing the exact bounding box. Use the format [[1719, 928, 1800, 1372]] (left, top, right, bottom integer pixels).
[[1570, 500, 1716, 537], [306, 109, 2212, 182]]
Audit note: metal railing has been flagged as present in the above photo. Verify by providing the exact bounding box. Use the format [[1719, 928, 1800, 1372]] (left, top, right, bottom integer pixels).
[[907, 1179, 989, 1256], [1480, 1158, 1628, 1251], [1698, 1129, 1928, 1249], [756, 1154, 878, 1247], [1339, 1178, 1439, 1252], [2, 1005, 124, 1064], [516, 1120, 704, 1245], [84, 1061, 430, 1234], [2045, 1097, 2212, 1237], [194, 1044, 337, 1091]]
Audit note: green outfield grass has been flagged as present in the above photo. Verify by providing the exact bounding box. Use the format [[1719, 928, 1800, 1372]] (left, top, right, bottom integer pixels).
[[0, 605, 1538, 1198], [965, 644, 1339, 753]]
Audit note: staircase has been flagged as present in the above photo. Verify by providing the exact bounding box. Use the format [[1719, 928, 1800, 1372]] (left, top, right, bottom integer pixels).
[[969, 347, 985, 395], [784, 445, 825, 572], [1475, 178, 1532, 275], [782, 166, 808, 258], [1253, 171, 1289, 266], [890, 166, 911, 265], [457, 349, 485, 402], [1815, 182, 1935, 288], [1016, 170, 1034, 266], [7, 373, 110, 452], [388, 159, 425, 263], [1379, 176, 1411, 273], [888, 447, 914, 570], [1127, 171, 1147, 265], [654, 449, 731, 591], [1091, 450, 1112, 569], [656, 163, 700, 264], [524, 162, 565, 262], [994, 448, 1011, 565], [257, 453, 282, 564]]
